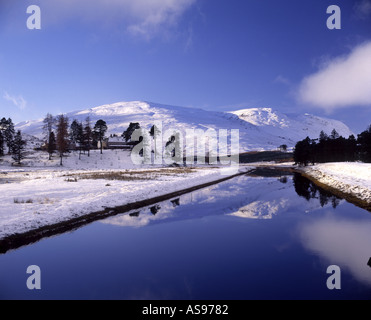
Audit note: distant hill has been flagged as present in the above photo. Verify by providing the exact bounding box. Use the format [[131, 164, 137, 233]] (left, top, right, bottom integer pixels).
[[16, 101, 354, 152]]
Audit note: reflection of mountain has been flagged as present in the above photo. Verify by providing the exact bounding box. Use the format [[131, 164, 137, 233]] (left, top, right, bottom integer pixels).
[[300, 218, 371, 286], [101, 174, 328, 228], [230, 199, 289, 220]]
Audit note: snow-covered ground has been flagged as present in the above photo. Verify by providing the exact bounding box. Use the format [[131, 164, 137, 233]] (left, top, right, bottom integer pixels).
[[0, 149, 252, 240], [300, 163, 371, 205]]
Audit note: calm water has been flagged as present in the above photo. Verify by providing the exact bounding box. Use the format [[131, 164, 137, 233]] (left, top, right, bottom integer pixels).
[[1, 172, 371, 300]]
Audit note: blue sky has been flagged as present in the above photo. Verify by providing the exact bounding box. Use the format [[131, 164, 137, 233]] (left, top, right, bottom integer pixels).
[[1, 0, 371, 133]]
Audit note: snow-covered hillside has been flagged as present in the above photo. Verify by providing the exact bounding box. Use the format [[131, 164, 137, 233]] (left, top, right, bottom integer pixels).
[[231, 108, 353, 146], [16, 101, 354, 152]]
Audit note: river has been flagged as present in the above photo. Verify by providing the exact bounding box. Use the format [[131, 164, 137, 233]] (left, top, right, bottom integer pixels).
[[1, 170, 371, 300]]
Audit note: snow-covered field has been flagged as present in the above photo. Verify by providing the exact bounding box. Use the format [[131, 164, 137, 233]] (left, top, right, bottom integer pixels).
[[300, 163, 371, 205], [0, 149, 251, 240], [2, 142, 371, 244]]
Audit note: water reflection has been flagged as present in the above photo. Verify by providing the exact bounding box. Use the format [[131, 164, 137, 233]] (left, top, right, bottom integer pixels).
[[299, 218, 371, 286], [171, 198, 180, 207], [101, 171, 371, 290], [101, 173, 325, 228], [293, 173, 342, 209], [3, 170, 371, 299], [150, 205, 161, 215]]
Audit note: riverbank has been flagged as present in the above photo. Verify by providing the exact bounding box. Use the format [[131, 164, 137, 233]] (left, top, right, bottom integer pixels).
[[0, 166, 253, 253], [2, 160, 371, 254], [297, 163, 371, 211]]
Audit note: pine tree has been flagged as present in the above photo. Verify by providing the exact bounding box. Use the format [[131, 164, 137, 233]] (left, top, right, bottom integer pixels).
[[11, 131, 26, 165], [70, 120, 83, 145], [94, 120, 108, 154], [0, 130, 4, 157], [294, 137, 314, 166], [319, 130, 328, 143], [47, 131, 56, 160], [74, 121, 84, 159], [358, 125, 371, 162], [83, 117, 93, 157], [0, 118, 7, 132], [123, 123, 140, 142], [330, 129, 340, 140], [56, 115, 69, 166], [4, 118, 15, 154]]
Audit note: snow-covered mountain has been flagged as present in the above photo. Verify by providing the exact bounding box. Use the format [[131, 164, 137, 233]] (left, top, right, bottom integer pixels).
[[16, 101, 353, 152]]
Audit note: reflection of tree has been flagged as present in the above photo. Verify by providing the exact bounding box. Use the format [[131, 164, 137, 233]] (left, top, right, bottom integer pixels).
[[171, 198, 180, 207], [129, 212, 140, 217], [279, 177, 288, 184], [150, 205, 161, 215], [293, 173, 341, 208]]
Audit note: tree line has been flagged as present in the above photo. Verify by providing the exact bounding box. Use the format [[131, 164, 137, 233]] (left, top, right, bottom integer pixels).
[[42, 114, 109, 165], [294, 126, 371, 166], [44, 116, 147, 166], [0, 113, 148, 166]]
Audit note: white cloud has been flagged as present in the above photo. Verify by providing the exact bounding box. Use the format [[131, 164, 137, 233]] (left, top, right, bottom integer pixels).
[[3, 92, 27, 110], [38, 0, 197, 38], [298, 41, 371, 111], [300, 218, 371, 286]]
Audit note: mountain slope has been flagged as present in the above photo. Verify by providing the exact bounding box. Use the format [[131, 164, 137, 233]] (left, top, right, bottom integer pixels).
[[231, 108, 353, 148], [16, 101, 354, 152]]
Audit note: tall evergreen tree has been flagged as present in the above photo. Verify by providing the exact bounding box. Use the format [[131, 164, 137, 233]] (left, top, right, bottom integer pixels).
[[0, 118, 7, 132], [4, 118, 15, 154], [47, 131, 56, 160], [11, 131, 26, 165], [319, 130, 328, 143], [123, 123, 140, 142], [83, 117, 93, 157], [56, 115, 69, 166], [0, 130, 4, 157], [93, 119, 108, 154], [70, 120, 83, 145], [74, 121, 84, 159], [294, 137, 314, 166], [358, 125, 371, 162], [330, 129, 340, 140]]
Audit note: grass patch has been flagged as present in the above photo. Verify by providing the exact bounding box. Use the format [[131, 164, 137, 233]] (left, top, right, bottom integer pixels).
[[14, 197, 56, 205], [14, 198, 33, 204], [77, 172, 151, 181], [64, 168, 196, 182]]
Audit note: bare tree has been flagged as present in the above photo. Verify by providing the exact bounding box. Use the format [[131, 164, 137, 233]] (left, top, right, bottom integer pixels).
[[43, 113, 55, 140]]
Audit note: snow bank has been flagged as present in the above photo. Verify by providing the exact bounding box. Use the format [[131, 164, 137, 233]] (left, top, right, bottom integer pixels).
[[300, 163, 371, 205], [0, 165, 252, 240]]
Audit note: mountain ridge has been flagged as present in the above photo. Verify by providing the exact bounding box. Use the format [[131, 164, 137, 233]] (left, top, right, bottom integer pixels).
[[15, 101, 354, 152]]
